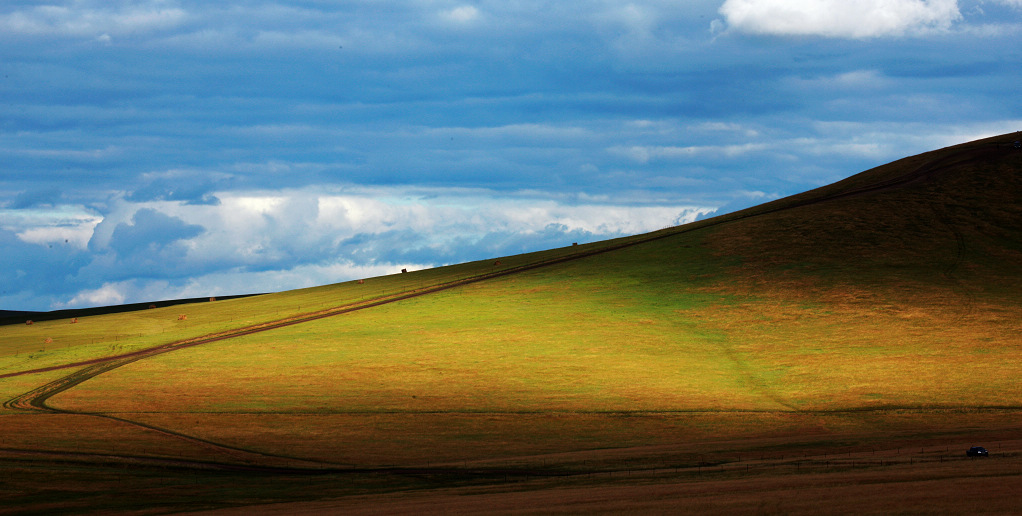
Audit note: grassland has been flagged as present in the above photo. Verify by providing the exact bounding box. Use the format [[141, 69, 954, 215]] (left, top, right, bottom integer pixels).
[[1, 133, 1021, 514]]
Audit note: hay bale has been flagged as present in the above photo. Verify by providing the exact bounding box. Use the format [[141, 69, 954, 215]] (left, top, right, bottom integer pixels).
[[44, 337, 53, 344], [178, 314, 188, 321], [70, 318, 78, 324], [25, 320, 33, 325]]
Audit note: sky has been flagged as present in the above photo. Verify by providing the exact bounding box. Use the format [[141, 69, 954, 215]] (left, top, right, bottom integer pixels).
[[2, 0, 1021, 311]]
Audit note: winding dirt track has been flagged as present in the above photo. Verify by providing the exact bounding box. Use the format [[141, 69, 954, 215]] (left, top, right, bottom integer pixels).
[[2, 138, 1015, 472]]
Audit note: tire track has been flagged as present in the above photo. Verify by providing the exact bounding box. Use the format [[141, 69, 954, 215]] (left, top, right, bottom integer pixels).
[[0, 447, 345, 473], [932, 203, 976, 324], [715, 339, 799, 412], [3, 356, 338, 467]]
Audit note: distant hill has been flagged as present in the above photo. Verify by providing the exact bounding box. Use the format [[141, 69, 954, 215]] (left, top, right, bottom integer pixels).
[[0, 293, 263, 326]]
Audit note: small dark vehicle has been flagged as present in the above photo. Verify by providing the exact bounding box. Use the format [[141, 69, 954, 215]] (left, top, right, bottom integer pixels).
[[967, 446, 989, 457]]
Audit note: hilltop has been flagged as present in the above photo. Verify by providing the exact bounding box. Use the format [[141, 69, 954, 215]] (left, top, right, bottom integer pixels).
[[1, 132, 1020, 514], [704, 132, 1022, 298]]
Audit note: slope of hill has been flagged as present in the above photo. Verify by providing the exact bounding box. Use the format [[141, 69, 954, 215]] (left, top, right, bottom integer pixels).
[[705, 133, 1022, 297], [1, 133, 1020, 514]]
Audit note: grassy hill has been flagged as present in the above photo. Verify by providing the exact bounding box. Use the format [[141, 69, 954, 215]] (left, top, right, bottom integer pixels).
[[1, 132, 1020, 514]]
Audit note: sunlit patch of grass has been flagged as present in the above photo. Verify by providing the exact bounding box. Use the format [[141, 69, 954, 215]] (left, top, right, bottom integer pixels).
[[0, 237, 653, 377], [45, 233, 795, 456], [692, 294, 1022, 411]]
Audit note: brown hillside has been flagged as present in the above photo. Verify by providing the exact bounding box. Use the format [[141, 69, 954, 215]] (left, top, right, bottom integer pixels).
[[701, 132, 1022, 300]]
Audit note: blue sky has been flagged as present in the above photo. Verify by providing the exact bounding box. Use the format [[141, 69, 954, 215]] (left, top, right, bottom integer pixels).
[[2, 0, 1021, 311]]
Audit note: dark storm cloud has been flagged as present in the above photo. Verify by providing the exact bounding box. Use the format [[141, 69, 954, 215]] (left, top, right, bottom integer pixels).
[[9, 187, 64, 209], [108, 208, 204, 256], [0, 227, 91, 303], [126, 172, 223, 205]]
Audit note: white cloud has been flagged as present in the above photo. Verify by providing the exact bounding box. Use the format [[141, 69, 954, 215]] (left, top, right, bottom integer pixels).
[[0, 1, 187, 38], [608, 143, 770, 163], [251, 30, 345, 49], [56, 260, 414, 308], [6, 146, 122, 160], [790, 137, 890, 159], [169, 261, 418, 298], [497, 203, 714, 235], [718, 0, 962, 38], [784, 69, 891, 93], [441, 5, 481, 25], [63, 282, 127, 308], [922, 120, 1022, 148], [205, 186, 713, 251], [433, 123, 592, 141], [38, 186, 716, 308], [774, 119, 1022, 167], [689, 121, 762, 138], [17, 225, 94, 249], [0, 205, 102, 250], [958, 22, 1022, 36], [597, 3, 657, 36]]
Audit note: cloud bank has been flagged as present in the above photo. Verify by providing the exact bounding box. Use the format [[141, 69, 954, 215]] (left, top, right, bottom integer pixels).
[[0, 0, 186, 39], [1, 186, 714, 310]]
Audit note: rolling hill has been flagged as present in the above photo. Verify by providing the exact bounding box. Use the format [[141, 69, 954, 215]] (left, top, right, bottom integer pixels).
[[1, 132, 1020, 514]]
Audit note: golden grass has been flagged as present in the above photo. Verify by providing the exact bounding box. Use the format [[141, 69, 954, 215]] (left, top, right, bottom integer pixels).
[[43, 225, 1022, 468]]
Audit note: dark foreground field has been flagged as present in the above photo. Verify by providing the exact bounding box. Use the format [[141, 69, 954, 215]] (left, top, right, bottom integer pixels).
[[2, 133, 1021, 514], [4, 430, 1021, 514], [191, 446, 1022, 515]]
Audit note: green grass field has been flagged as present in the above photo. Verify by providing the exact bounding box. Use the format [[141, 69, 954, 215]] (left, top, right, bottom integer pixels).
[[1, 133, 1021, 514]]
